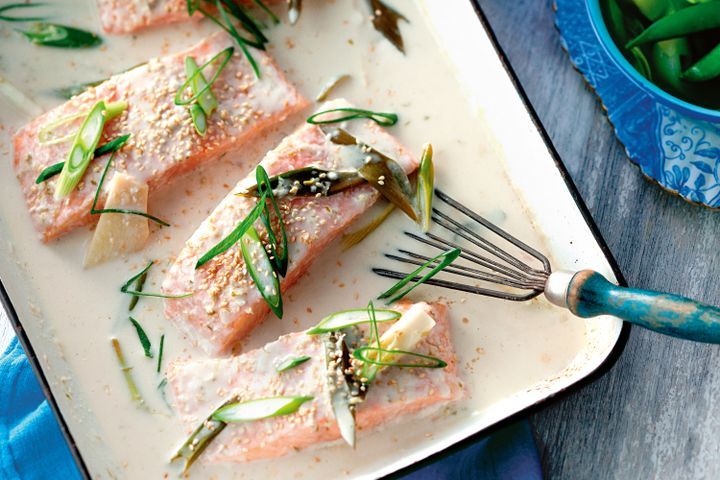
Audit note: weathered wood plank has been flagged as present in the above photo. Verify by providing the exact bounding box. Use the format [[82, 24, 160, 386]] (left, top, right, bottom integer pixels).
[[478, 0, 720, 478]]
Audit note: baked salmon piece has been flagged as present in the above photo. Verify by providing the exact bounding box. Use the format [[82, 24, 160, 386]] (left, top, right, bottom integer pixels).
[[13, 32, 307, 242], [167, 302, 464, 464], [96, 0, 280, 34], [162, 102, 418, 356]]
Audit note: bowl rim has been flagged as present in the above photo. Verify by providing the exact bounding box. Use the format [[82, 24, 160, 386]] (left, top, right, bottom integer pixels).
[[585, 0, 720, 122]]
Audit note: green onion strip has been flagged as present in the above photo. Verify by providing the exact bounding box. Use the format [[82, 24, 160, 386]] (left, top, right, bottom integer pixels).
[[121, 261, 192, 299], [307, 107, 398, 127]]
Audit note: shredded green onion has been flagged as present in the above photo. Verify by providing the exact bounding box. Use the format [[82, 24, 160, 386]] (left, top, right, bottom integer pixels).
[[172, 397, 233, 473], [306, 307, 401, 334], [174, 47, 234, 106], [276, 355, 311, 372], [353, 347, 447, 369], [35, 133, 130, 184], [129, 316, 153, 358], [121, 261, 192, 299], [307, 107, 398, 127], [127, 257, 147, 311], [240, 225, 283, 318], [256, 166, 288, 276], [416, 143, 434, 232], [91, 152, 172, 227], [54, 100, 108, 199], [377, 248, 461, 304], [212, 396, 314, 423], [195, 190, 268, 268], [111, 338, 145, 407], [157, 335, 165, 373], [0, 3, 48, 22]]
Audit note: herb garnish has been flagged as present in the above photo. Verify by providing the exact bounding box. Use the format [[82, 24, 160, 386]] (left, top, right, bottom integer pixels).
[[157, 335, 165, 373], [376, 248, 461, 304], [0, 3, 48, 22], [171, 397, 234, 473], [39, 100, 126, 147], [306, 307, 401, 334], [212, 396, 314, 423], [173, 395, 313, 472], [35, 133, 131, 184], [315, 74, 350, 102], [307, 107, 398, 127], [196, 166, 288, 317], [368, 0, 408, 53], [121, 261, 193, 299], [186, 0, 272, 78], [238, 166, 364, 198], [92, 152, 172, 227], [54, 101, 111, 199], [353, 347, 447, 369], [129, 316, 153, 358], [19, 23, 102, 48], [111, 337, 145, 407], [416, 143, 434, 232], [275, 355, 311, 372], [127, 257, 147, 311], [174, 47, 234, 107]]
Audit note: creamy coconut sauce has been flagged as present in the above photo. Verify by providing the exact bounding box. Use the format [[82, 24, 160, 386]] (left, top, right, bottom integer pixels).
[[0, 1, 587, 478]]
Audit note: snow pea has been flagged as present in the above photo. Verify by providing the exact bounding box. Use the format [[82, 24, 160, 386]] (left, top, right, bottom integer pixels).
[[627, 3, 720, 48], [684, 42, 720, 81]]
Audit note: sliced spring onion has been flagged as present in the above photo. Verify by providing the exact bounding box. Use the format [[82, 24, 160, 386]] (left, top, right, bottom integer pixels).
[[174, 47, 234, 106], [195, 190, 268, 268], [377, 248, 461, 304], [216, 1, 261, 78], [211, 396, 314, 423], [306, 308, 401, 334], [129, 316, 153, 358], [128, 254, 148, 311], [188, 103, 207, 136], [219, 0, 268, 46], [185, 56, 219, 116], [54, 100, 108, 199], [307, 107, 398, 127], [39, 100, 126, 146], [238, 166, 363, 198], [353, 347, 447, 369], [35, 133, 131, 184], [368, 0, 408, 53], [240, 225, 283, 318], [416, 143, 434, 232], [254, 0, 280, 24], [315, 74, 350, 102], [121, 261, 192, 299], [287, 0, 302, 25], [157, 335, 165, 373], [0, 3, 48, 22], [341, 203, 395, 250], [111, 338, 145, 407], [275, 355, 311, 372], [19, 23, 102, 48], [171, 397, 235, 474], [256, 166, 288, 277], [91, 153, 172, 227]]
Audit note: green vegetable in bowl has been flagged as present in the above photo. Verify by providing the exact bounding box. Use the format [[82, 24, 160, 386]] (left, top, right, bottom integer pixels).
[[601, 0, 720, 109]]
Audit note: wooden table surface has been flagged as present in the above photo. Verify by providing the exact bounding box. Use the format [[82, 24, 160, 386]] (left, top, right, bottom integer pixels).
[[478, 1, 720, 478]]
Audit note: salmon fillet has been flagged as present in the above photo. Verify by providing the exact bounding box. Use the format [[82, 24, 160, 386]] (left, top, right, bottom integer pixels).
[[167, 302, 464, 464], [96, 0, 280, 34], [162, 102, 418, 356], [13, 32, 307, 242]]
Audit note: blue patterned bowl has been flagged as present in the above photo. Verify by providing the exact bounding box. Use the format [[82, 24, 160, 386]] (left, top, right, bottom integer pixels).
[[556, 0, 720, 208], [585, 0, 720, 123]]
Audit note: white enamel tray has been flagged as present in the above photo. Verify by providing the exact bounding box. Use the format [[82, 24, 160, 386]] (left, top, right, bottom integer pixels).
[[0, 1, 624, 478]]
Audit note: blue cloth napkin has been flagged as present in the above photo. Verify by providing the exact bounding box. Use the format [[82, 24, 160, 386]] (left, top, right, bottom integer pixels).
[[0, 335, 541, 480]]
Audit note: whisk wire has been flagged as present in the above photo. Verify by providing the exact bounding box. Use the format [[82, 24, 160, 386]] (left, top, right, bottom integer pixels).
[[372, 189, 553, 301]]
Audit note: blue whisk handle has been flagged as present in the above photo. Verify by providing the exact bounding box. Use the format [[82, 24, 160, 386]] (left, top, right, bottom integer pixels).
[[564, 270, 720, 344]]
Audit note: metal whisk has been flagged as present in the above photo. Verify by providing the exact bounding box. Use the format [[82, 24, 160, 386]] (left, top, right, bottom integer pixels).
[[373, 189, 720, 344]]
